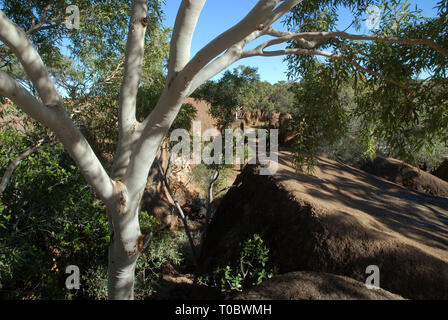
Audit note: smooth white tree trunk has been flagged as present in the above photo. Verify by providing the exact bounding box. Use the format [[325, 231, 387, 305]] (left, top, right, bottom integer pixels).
[[106, 181, 143, 300]]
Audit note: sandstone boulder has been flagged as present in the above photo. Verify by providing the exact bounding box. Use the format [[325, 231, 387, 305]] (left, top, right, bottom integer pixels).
[[358, 157, 448, 198], [232, 271, 404, 300], [198, 152, 448, 299]]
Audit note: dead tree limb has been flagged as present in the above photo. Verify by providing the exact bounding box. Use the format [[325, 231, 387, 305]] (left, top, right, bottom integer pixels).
[[200, 168, 220, 253], [156, 157, 198, 266]]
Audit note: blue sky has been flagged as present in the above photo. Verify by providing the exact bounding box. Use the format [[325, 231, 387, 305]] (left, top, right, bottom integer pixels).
[[161, 0, 440, 83]]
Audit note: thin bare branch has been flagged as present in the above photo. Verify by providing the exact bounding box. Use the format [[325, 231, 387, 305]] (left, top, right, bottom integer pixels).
[[27, 0, 37, 26], [70, 60, 125, 116], [242, 47, 409, 90], [156, 158, 198, 265], [200, 168, 219, 252], [26, 3, 60, 36], [25, 0, 54, 36], [0, 139, 57, 195], [244, 29, 448, 60], [312, 31, 448, 58], [25, 19, 61, 36], [284, 31, 448, 58], [264, 27, 324, 48]]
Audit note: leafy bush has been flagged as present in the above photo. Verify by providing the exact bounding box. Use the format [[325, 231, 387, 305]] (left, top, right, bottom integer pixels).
[[134, 211, 183, 299], [197, 234, 277, 293], [0, 127, 110, 299], [81, 212, 183, 300], [0, 127, 183, 299]]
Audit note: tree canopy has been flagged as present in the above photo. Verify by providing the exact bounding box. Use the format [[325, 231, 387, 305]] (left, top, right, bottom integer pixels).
[[283, 0, 448, 168]]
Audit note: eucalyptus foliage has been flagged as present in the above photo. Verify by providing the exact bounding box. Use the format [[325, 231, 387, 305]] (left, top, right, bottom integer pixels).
[[285, 0, 448, 169]]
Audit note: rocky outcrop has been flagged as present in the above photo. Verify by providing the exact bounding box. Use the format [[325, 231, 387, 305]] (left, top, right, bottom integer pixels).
[[197, 152, 448, 299], [183, 97, 217, 133], [358, 157, 448, 198], [232, 271, 404, 300], [268, 111, 280, 130], [278, 113, 297, 145], [267, 111, 297, 145]]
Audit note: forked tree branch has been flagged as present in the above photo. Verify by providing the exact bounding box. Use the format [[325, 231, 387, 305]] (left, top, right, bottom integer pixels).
[[180, 0, 280, 84], [187, 0, 305, 91], [25, 18, 61, 36], [25, 3, 58, 35], [131, 1, 297, 192]]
